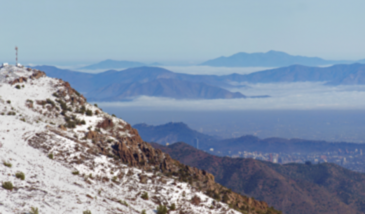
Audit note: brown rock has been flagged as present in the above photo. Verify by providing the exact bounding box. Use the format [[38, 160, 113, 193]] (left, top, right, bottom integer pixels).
[[139, 174, 148, 184], [10, 77, 27, 85], [86, 131, 98, 139], [191, 195, 201, 205], [30, 71, 46, 79], [97, 118, 114, 129]]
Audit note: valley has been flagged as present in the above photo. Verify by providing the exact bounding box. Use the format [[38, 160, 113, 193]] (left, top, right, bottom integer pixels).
[[134, 122, 365, 173], [152, 142, 365, 214]]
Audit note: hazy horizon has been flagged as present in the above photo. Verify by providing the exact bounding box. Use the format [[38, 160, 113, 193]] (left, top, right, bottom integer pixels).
[[2, 1, 365, 64]]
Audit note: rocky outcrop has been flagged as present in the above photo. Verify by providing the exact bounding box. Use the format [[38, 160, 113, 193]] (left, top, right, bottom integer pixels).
[[30, 70, 46, 79], [104, 123, 274, 213], [69, 111, 276, 213], [59, 125, 67, 131], [97, 118, 114, 129], [86, 130, 98, 140], [55, 81, 86, 106], [10, 77, 27, 85]]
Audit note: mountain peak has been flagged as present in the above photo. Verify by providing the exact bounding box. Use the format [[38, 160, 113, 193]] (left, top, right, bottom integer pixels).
[[164, 121, 189, 128], [201, 51, 343, 67], [266, 50, 290, 55]]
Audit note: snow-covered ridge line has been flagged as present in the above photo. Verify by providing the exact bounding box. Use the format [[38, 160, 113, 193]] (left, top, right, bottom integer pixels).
[[0, 65, 278, 214]]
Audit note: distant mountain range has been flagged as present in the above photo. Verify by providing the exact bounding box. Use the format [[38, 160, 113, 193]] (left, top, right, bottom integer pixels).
[[234, 63, 365, 85], [134, 122, 365, 155], [32, 66, 251, 101], [80, 51, 364, 70], [80, 59, 164, 70], [201, 50, 356, 67], [358, 59, 365, 64], [134, 122, 219, 147], [32, 63, 365, 101], [152, 142, 365, 214], [81, 59, 145, 69], [90, 78, 245, 100]]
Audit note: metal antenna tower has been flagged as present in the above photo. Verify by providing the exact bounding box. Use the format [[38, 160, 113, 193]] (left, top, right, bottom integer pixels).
[[15, 46, 18, 65]]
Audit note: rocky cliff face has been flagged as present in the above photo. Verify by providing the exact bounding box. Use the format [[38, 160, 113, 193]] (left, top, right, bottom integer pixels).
[[0, 64, 279, 214]]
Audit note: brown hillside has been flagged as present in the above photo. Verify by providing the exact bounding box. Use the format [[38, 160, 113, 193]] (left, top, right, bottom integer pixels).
[[152, 142, 365, 214], [105, 121, 279, 213]]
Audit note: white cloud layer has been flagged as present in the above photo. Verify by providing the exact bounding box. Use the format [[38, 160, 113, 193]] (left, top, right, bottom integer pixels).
[[97, 82, 365, 110]]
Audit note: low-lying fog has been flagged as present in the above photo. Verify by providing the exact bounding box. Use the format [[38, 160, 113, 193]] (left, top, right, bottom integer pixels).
[[99, 82, 365, 110], [98, 82, 365, 143]]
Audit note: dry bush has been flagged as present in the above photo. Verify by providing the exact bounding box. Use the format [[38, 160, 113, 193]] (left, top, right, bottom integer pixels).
[[15, 171, 25, 180], [2, 181, 13, 190], [170, 203, 176, 210], [156, 205, 167, 214], [118, 200, 128, 207], [141, 192, 149, 200], [3, 161, 12, 168], [30, 207, 39, 214]]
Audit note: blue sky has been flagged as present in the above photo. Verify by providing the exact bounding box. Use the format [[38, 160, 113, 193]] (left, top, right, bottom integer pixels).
[[1, 0, 365, 65]]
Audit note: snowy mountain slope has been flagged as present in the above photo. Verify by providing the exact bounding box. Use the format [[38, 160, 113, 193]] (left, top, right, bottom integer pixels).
[[0, 65, 279, 214]]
